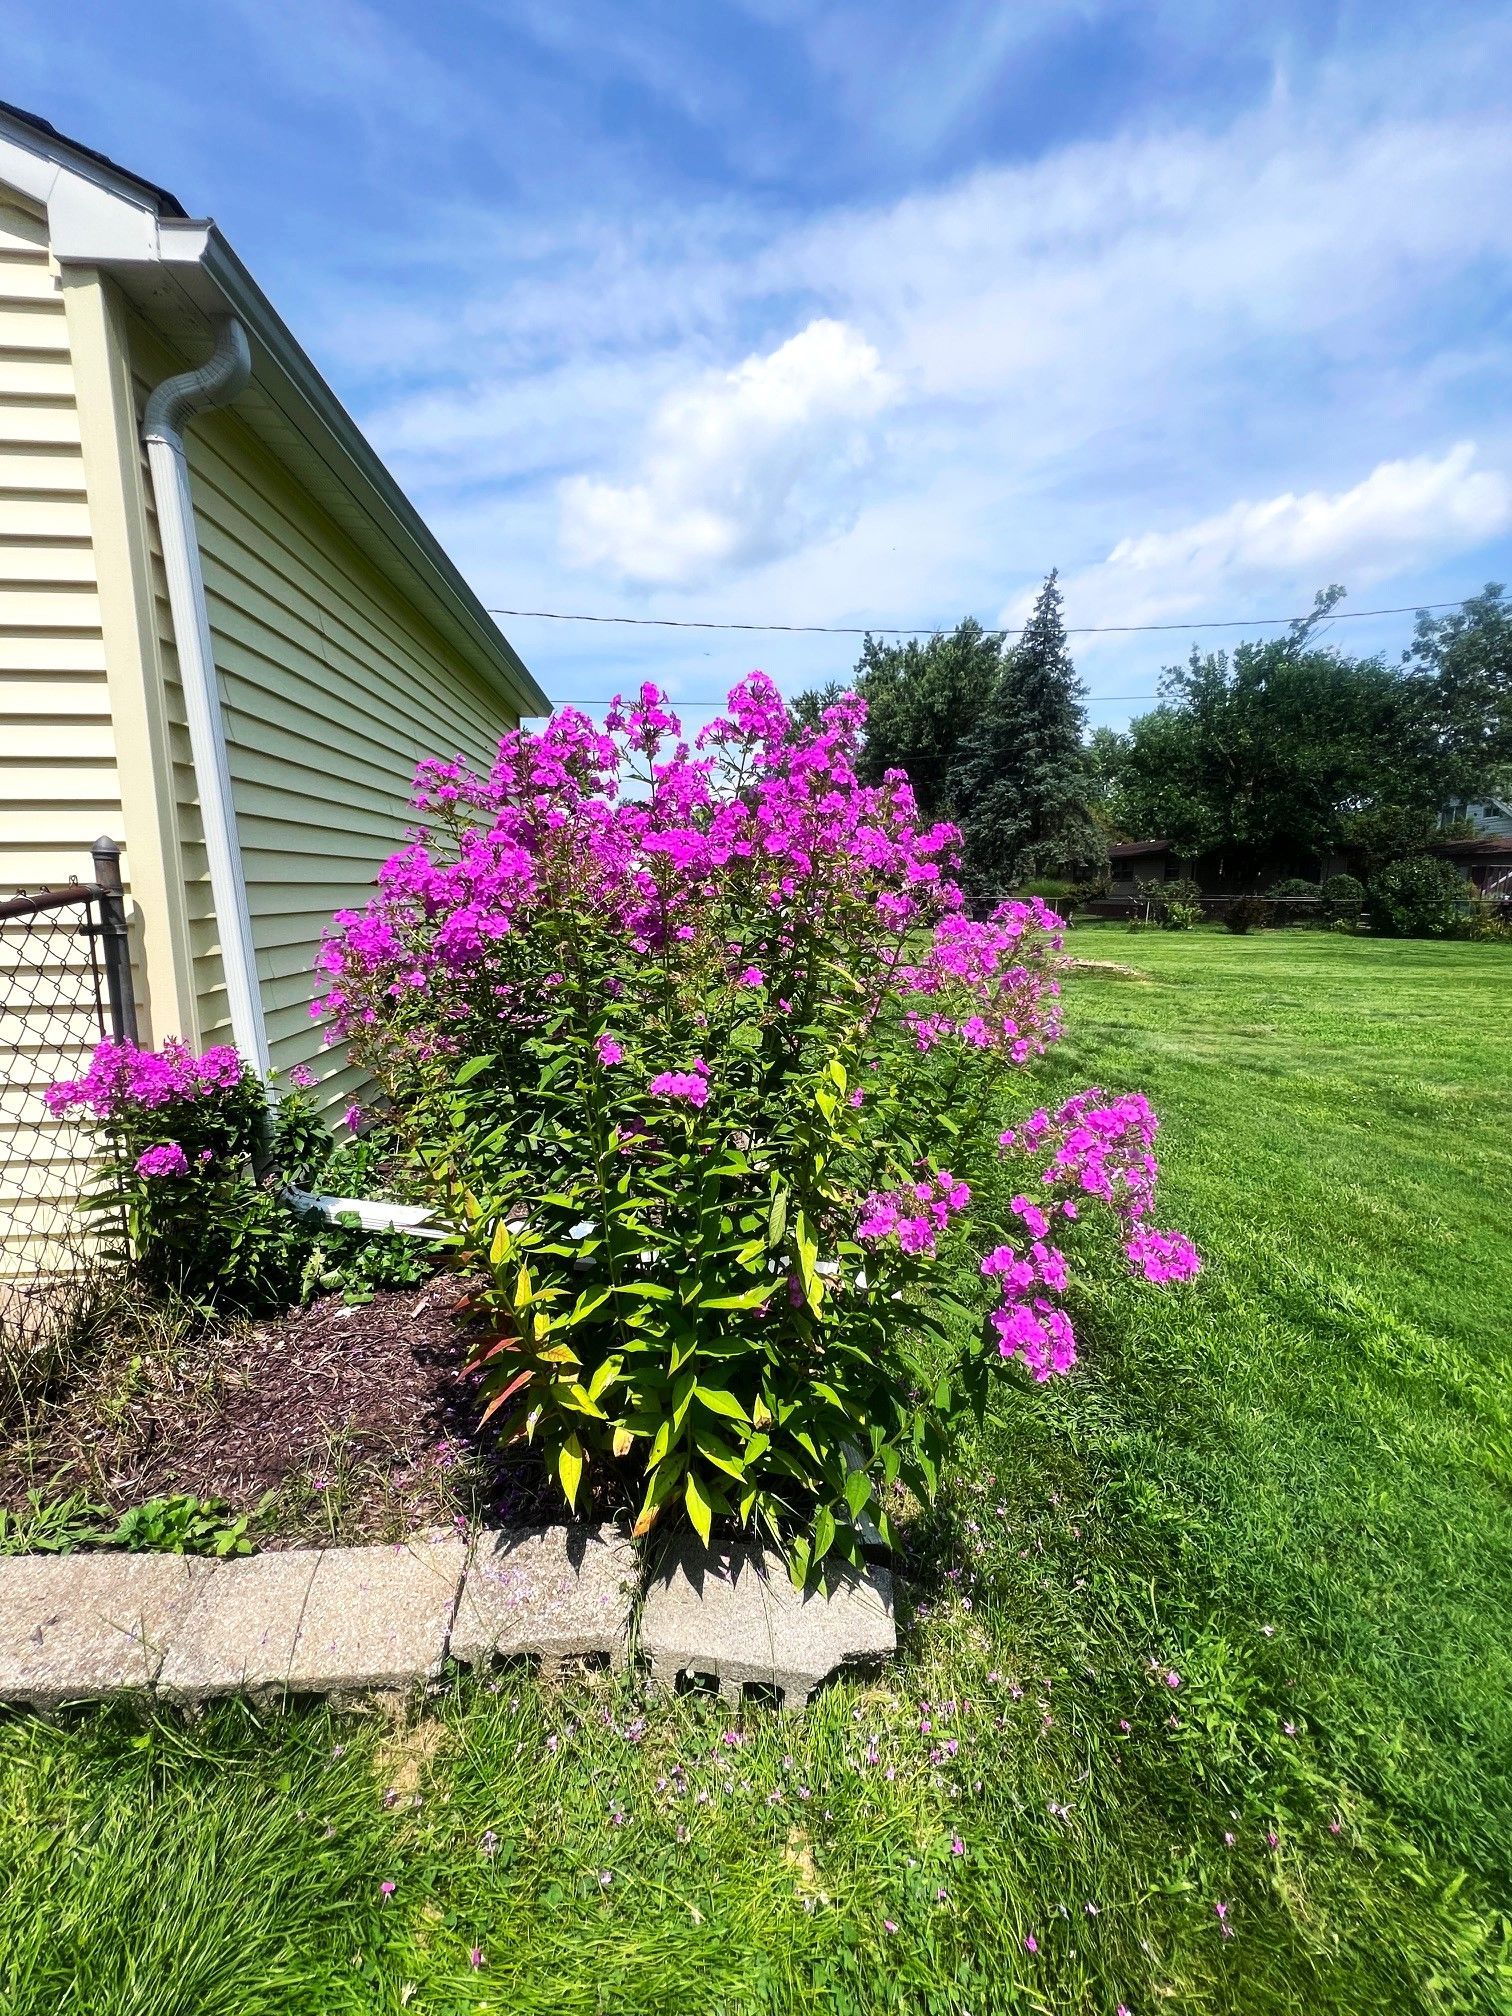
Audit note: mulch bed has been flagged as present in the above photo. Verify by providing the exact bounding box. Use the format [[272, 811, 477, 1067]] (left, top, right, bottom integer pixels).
[[0, 1282, 609, 1545]]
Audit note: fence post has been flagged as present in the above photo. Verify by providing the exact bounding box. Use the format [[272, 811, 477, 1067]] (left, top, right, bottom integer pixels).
[[91, 836, 139, 1045]]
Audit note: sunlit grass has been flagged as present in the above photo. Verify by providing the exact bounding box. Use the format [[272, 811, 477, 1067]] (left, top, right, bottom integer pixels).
[[1, 929, 1508, 2013]]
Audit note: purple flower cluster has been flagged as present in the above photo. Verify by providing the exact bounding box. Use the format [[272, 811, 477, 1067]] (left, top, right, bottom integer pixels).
[[134, 1141, 190, 1178], [46, 1038, 244, 1120], [647, 1063, 710, 1109], [857, 1170, 971, 1256], [1125, 1226, 1202, 1283], [978, 1087, 1200, 1379], [312, 674, 986, 1041], [894, 902, 1065, 1064]]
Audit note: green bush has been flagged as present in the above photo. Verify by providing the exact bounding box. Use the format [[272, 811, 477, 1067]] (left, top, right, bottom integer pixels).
[[1264, 877, 1321, 900], [1223, 895, 1272, 934], [1366, 856, 1467, 938], [1135, 874, 1202, 928], [1320, 872, 1366, 924]]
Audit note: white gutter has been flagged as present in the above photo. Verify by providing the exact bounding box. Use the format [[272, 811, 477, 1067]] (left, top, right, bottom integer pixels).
[[141, 316, 270, 1080]]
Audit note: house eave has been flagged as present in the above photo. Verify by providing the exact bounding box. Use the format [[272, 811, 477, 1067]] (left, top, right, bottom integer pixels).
[[0, 106, 548, 721]]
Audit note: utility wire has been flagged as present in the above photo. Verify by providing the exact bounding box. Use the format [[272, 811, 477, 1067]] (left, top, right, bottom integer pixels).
[[488, 596, 1469, 640]]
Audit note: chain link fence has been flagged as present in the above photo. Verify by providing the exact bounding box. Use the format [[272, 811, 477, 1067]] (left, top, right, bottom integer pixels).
[[1, 839, 137, 1341]]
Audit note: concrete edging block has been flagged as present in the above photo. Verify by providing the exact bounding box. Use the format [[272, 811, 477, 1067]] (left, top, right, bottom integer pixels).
[[640, 1537, 895, 1709], [451, 1524, 635, 1675], [156, 1536, 467, 1701], [0, 1552, 216, 1708]]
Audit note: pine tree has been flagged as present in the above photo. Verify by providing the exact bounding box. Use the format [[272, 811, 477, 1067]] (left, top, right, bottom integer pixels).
[[950, 572, 1098, 895]]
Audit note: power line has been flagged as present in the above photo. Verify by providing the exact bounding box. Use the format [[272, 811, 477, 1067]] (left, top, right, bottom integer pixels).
[[488, 596, 1469, 640]]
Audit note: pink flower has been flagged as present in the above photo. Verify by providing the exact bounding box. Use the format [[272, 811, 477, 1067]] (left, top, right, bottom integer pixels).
[[1023, 1933, 1038, 1952], [1165, 1671, 1181, 1689], [648, 1069, 709, 1109], [134, 1141, 189, 1178], [737, 966, 764, 986], [343, 1103, 363, 1133], [883, 1918, 898, 1934], [1125, 1227, 1201, 1284], [595, 1034, 624, 1067], [379, 1880, 396, 1898], [288, 1063, 317, 1089], [469, 1947, 484, 1968]]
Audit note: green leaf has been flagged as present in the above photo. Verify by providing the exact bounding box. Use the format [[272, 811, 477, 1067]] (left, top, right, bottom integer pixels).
[[557, 1433, 584, 1511], [768, 1186, 788, 1245], [586, 1355, 621, 1403], [454, 1054, 495, 1085], [813, 1505, 836, 1563], [699, 1282, 774, 1312], [844, 1468, 872, 1519], [693, 1427, 746, 1480], [694, 1384, 750, 1424], [685, 1469, 714, 1546]]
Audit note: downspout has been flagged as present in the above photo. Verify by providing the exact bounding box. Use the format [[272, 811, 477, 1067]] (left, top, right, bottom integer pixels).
[[142, 316, 270, 1079], [144, 320, 437, 1238]]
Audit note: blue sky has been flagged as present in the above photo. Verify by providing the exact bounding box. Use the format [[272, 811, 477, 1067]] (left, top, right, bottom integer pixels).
[[6, 0, 1512, 724]]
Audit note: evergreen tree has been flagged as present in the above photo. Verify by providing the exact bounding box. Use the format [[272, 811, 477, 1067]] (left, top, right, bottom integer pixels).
[[950, 572, 1098, 893], [851, 619, 1006, 824]]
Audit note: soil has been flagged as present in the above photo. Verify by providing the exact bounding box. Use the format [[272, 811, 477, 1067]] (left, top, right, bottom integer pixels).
[[0, 1280, 617, 1546]]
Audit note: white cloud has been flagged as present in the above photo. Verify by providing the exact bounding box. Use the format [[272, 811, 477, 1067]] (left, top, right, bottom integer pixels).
[[1037, 444, 1512, 634], [556, 319, 895, 584]]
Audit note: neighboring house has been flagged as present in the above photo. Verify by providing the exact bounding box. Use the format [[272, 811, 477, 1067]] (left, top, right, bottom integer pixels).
[[1107, 839, 1177, 895], [1442, 796, 1512, 838], [0, 102, 548, 1269], [1430, 835, 1512, 901]]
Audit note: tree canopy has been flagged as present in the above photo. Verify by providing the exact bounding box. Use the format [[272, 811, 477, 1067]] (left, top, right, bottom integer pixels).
[[1096, 587, 1504, 880]]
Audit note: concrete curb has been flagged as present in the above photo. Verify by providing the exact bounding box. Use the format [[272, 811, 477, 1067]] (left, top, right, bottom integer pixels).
[[0, 1526, 895, 1711]]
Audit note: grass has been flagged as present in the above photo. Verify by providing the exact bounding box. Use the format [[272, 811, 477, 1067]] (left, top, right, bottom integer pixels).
[[1, 930, 1509, 2014]]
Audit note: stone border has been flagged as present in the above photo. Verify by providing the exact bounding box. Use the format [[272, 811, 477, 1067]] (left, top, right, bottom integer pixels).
[[0, 1525, 894, 1711]]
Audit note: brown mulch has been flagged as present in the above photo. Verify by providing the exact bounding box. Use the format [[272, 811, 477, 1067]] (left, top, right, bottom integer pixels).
[[1, 1282, 598, 1545]]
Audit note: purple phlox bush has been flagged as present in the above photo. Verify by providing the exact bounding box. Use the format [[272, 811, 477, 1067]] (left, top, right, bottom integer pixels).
[[314, 673, 1198, 1578], [47, 1039, 406, 1313]]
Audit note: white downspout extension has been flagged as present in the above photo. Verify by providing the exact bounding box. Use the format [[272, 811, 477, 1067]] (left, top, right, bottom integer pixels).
[[142, 316, 270, 1080]]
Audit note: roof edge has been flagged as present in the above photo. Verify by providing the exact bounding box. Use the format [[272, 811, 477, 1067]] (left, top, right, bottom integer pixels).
[[189, 226, 549, 718], [0, 104, 549, 722]]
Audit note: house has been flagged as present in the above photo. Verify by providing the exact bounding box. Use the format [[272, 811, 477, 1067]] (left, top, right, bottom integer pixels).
[[1442, 796, 1512, 839], [1107, 839, 1179, 896], [1430, 835, 1512, 902], [0, 103, 549, 1269]]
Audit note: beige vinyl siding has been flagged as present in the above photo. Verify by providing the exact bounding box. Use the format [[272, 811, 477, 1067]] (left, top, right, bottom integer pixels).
[[0, 197, 119, 1272], [125, 311, 516, 1114]]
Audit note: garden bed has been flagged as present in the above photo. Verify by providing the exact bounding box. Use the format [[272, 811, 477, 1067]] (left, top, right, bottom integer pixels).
[[0, 1282, 574, 1547]]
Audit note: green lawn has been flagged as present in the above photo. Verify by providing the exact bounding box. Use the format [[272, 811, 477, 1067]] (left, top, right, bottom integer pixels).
[[2, 930, 1509, 2015]]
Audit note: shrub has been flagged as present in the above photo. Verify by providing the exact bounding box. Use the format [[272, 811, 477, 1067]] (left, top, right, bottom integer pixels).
[[46, 1045, 434, 1313], [1366, 856, 1467, 939], [316, 676, 1200, 1578], [1134, 874, 1202, 929], [1320, 873, 1366, 925], [1264, 877, 1321, 900], [1223, 895, 1272, 934], [1456, 894, 1510, 943]]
